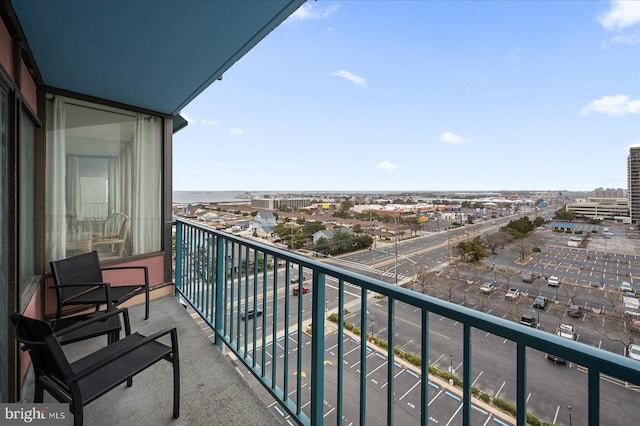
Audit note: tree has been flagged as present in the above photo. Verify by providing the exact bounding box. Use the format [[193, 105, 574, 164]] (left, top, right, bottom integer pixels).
[[454, 237, 488, 262], [515, 234, 541, 261], [483, 232, 503, 254], [415, 267, 433, 294]]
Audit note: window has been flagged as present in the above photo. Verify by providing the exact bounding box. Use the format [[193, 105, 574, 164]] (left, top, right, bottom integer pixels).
[[19, 109, 37, 306], [0, 84, 8, 402], [46, 96, 162, 263]]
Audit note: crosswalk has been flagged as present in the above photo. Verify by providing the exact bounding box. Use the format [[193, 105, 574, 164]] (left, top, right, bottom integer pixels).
[[324, 257, 410, 281]]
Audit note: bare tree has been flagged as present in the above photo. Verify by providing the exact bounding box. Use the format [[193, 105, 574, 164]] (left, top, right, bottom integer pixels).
[[594, 292, 638, 357], [515, 234, 542, 261], [415, 267, 434, 294]]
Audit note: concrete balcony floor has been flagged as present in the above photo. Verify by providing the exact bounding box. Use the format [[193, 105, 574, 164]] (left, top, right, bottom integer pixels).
[[22, 295, 284, 426]]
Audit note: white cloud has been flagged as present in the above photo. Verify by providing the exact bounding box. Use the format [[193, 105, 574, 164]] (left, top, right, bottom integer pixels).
[[288, 3, 340, 23], [202, 119, 219, 127], [580, 95, 640, 116], [377, 160, 398, 171], [599, 1, 640, 31], [230, 128, 244, 135], [609, 31, 640, 45], [440, 131, 467, 145], [331, 70, 368, 88]]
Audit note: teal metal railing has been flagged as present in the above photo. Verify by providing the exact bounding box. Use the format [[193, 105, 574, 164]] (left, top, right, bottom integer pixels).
[[173, 219, 640, 426]]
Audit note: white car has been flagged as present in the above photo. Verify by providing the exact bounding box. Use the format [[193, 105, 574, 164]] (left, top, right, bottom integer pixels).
[[557, 323, 576, 340], [628, 344, 640, 361], [480, 283, 494, 294], [547, 276, 560, 287], [619, 281, 635, 295], [505, 288, 520, 299]]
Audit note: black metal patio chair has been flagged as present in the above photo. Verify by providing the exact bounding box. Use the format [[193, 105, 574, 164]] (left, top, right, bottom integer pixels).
[[50, 250, 150, 320], [50, 307, 130, 346], [10, 311, 179, 426]]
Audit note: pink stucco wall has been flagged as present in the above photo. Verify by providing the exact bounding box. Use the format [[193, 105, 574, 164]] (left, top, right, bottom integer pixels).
[[21, 59, 37, 112], [0, 18, 14, 79]]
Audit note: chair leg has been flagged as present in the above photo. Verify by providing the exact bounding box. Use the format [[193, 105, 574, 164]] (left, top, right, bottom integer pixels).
[[33, 384, 43, 403], [173, 359, 180, 418], [73, 408, 83, 426]]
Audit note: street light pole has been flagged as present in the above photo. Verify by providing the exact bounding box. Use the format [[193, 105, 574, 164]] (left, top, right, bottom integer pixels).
[[395, 216, 398, 285], [492, 261, 497, 286], [568, 405, 572, 426]]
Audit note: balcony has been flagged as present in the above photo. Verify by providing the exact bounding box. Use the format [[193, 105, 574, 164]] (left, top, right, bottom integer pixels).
[[25, 218, 640, 425], [21, 295, 284, 425], [172, 219, 640, 426]]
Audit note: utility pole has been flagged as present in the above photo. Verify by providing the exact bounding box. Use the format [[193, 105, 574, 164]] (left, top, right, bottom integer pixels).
[[395, 216, 398, 285]]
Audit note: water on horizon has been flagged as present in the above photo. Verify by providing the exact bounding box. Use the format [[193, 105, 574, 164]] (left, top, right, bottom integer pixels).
[[172, 191, 251, 204]]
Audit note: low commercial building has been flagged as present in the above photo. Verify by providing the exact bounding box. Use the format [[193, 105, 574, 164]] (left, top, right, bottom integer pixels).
[[565, 198, 630, 222]]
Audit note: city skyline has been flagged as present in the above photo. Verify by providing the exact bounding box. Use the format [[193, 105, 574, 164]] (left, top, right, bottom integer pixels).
[[173, 1, 640, 192]]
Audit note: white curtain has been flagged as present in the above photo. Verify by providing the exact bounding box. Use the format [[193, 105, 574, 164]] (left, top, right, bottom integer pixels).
[[108, 156, 122, 216], [131, 115, 161, 254], [45, 97, 66, 262], [65, 155, 80, 220]]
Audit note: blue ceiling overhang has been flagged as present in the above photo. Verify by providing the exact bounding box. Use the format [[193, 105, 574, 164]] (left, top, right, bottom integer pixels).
[[11, 0, 305, 116]]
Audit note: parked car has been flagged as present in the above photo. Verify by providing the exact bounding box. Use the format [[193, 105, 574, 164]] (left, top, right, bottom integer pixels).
[[290, 277, 300, 284], [480, 283, 494, 294], [520, 314, 538, 328], [557, 323, 576, 340], [522, 273, 533, 283], [241, 309, 263, 320], [546, 324, 576, 364], [568, 304, 582, 318], [292, 286, 308, 296], [627, 344, 640, 361], [533, 295, 547, 309], [547, 276, 560, 287], [619, 281, 636, 296], [505, 288, 520, 300]]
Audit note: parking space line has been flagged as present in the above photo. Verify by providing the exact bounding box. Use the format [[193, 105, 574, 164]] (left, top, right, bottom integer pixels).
[[428, 388, 444, 406], [494, 381, 506, 398], [472, 371, 483, 386], [552, 405, 560, 424], [399, 379, 421, 401], [445, 402, 463, 426]]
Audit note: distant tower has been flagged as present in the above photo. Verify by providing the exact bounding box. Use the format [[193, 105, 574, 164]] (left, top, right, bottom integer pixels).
[[628, 147, 640, 223]]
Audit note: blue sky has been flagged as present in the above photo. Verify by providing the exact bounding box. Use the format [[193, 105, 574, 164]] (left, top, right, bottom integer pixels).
[[173, 0, 640, 192]]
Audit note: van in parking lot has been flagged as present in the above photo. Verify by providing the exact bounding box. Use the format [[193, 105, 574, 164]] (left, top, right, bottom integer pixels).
[[624, 296, 640, 318], [547, 276, 560, 287]]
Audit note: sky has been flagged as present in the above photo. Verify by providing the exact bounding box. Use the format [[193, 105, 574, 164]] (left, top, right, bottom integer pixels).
[[173, 0, 640, 193]]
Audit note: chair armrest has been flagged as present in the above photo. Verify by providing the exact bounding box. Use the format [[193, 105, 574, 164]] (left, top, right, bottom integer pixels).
[[50, 282, 113, 306], [68, 327, 178, 382], [54, 307, 131, 339]]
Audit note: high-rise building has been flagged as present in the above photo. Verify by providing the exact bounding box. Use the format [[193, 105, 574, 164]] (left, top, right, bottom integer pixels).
[[628, 147, 640, 223]]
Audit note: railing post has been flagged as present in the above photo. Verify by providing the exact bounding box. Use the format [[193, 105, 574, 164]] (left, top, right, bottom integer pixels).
[[310, 271, 326, 425], [421, 310, 429, 426], [214, 236, 224, 350], [588, 369, 599, 426], [387, 300, 394, 425], [175, 221, 182, 293], [517, 343, 526, 426], [462, 324, 471, 426]]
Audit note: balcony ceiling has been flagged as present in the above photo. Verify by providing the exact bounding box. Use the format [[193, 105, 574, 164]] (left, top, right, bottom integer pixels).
[[11, 0, 305, 115]]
